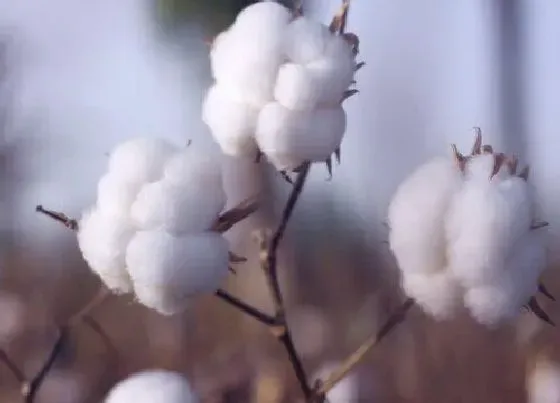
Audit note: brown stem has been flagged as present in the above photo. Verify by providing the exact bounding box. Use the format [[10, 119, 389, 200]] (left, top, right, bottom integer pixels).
[[215, 288, 278, 326], [315, 298, 415, 397], [259, 162, 314, 401]]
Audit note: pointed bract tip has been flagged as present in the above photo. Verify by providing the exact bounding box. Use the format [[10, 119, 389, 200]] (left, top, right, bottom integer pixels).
[[539, 283, 556, 302], [528, 297, 555, 326], [471, 128, 482, 155], [518, 165, 530, 181]]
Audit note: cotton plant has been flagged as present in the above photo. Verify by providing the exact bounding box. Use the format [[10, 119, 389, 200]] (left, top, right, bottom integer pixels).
[[105, 370, 199, 403], [202, 0, 361, 173], [388, 129, 555, 326], [77, 137, 248, 316]]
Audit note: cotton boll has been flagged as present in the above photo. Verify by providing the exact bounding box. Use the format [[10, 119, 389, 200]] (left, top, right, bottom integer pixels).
[[202, 84, 259, 157], [388, 157, 462, 275], [96, 173, 142, 217], [126, 231, 229, 315], [105, 370, 198, 403], [256, 102, 346, 170], [527, 358, 560, 403], [107, 138, 178, 185], [130, 179, 225, 235], [284, 17, 331, 64], [446, 169, 533, 288], [77, 208, 134, 293], [402, 271, 461, 320], [274, 63, 319, 110]]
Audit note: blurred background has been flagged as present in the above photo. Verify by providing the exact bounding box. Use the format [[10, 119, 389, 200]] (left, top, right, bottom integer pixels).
[[1, 0, 560, 401]]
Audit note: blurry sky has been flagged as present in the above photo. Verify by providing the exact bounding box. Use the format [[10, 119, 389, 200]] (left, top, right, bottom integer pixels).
[[1, 0, 560, 265]]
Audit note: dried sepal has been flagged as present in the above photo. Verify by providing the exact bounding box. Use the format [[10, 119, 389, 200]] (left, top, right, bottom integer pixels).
[[451, 144, 467, 172], [527, 296, 555, 326], [539, 283, 556, 302], [328, 0, 350, 34], [211, 197, 259, 233], [280, 171, 294, 184], [355, 61, 365, 72], [341, 89, 359, 102], [325, 157, 333, 180], [518, 165, 530, 181], [505, 155, 518, 175], [490, 153, 506, 178], [334, 147, 341, 164], [229, 251, 247, 264], [342, 32, 360, 55], [36, 205, 79, 230], [531, 221, 549, 231], [482, 144, 494, 154], [471, 127, 482, 155]]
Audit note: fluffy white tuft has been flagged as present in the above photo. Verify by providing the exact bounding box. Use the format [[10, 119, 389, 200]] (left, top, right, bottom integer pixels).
[[255, 102, 346, 170], [402, 271, 461, 320], [125, 231, 229, 315], [77, 208, 134, 294], [105, 370, 198, 403], [96, 173, 142, 217], [284, 17, 331, 64], [388, 157, 462, 275], [274, 63, 319, 110], [202, 84, 259, 157], [107, 138, 178, 185]]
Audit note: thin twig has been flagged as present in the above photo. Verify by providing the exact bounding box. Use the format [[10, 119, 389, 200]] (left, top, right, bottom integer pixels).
[[0, 349, 25, 384], [215, 288, 278, 326], [23, 327, 69, 403], [315, 298, 415, 397], [259, 162, 314, 400]]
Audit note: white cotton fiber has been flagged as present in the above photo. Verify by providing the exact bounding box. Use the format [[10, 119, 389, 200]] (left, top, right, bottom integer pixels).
[[464, 231, 547, 326], [77, 208, 134, 294], [130, 178, 225, 235], [255, 102, 346, 170], [284, 17, 331, 64], [274, 63, 319, 110], [96, 173, 142, 217], [446, 157, 533, 288], [402, 271, 461, 320], [105, 370, 198, 403], [163, 149, 224, 193], [202, 84, 259, 157], [388, 157, 462, 275], [233, 1, 292, 34], [125, 231, 229, 315], [306, 57, 355, 107], [107, 138, 178, 185]]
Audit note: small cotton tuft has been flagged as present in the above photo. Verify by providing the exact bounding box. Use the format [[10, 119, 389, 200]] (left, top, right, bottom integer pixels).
[[402, 272, 461, 320], [105, 370, 198, 403], [96, 173, 142, 217], [107, 138, 178, 185], [126, 231, 229, 315], [77, 208, 134, 294], [284, 17, 330, 64]]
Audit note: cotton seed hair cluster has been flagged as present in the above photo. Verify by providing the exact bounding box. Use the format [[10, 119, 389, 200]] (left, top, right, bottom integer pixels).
[[105, 370, 198, 403], [77, 138, 229, 315], [388, 130, 550, 326], [202, 1, 358, 171]]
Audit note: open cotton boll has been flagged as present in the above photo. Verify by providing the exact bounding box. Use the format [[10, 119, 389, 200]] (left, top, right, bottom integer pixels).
[[77, 208, 134, 294], [274, 63, 320, 110], [126, 231, 229, 315], [388, 157, 462, 275], [96, 173, 142, 217], [130, 179, 225, 235], [446, 168, 533, 288], [284, 17, 331, 64], [256, 102, 346, 170], [402, 271, 461, 320], [528, 358, 560, 403], [105, 370, 198, 403], [465, 231, 546, 326], [107, 138, 178, 185], [202, 84, 259, 157]]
